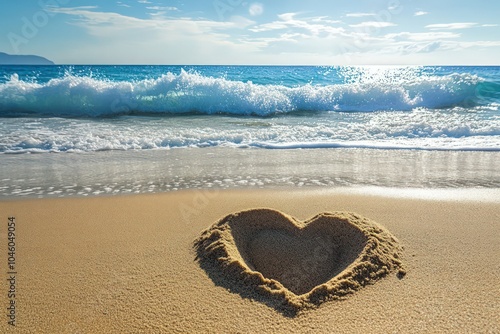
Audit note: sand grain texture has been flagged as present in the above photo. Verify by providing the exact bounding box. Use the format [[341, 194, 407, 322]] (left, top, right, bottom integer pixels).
[[0, 189, 498, 333], [194, 209, 404, 315]]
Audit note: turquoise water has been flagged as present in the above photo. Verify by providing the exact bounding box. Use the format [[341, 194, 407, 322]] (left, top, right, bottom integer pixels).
[[0, 65, 499, 198], [0, 65, 499, 152]]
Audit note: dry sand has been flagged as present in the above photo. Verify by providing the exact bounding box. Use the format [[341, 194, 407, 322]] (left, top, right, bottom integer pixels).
[[0, 188, 499, 333], [194, 209, 404, 315]]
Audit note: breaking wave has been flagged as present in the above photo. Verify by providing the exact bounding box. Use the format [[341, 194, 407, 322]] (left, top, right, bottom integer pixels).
[[0, 69, 492, 117]]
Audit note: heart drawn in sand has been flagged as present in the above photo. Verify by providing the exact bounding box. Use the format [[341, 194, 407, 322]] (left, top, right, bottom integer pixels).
[[245, 219, 364, 295], [194, 209, 404, 314]]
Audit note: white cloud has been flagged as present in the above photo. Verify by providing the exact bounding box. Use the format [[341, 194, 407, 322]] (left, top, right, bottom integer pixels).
[[400, 41, 441, 54], [146, 6, 179, 11], [417, 41, 441, 53], [482, 24, 498, 27], [345, 13, 375, 18], [145, 6, 179, 17], [426, 22, 477, 30], [44, 7, 500, 65], [47, 6, 265, 64], [249, 3, 264, 17], [230, 16, 256, 29], [117, 2, 130, 8], [459, 40, 500, 48], [414, 11, 428, 16], [250, 21, 288, 32], [408, 40, 500, 54], [250, 13, 344, 36], [50, 7, 240, 34], [137, 0, 152, 3], [59, 5, 98, 10], [310, 16, 341, 24], [386, 31, 461, 41], [350, 22, 397, 29], [279, 13, 297, 21]]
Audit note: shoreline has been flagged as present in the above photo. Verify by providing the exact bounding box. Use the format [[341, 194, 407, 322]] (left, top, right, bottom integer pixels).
[[2, 185, 500, 204], [1, 147, 499, 200], [0, 188, 498, 332]]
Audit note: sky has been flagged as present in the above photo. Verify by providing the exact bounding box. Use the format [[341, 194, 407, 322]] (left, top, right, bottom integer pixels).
[[0, 0, 499, 65]]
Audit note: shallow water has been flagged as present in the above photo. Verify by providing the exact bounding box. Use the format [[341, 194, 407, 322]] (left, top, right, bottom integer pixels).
[[1, 148, 498, 199]]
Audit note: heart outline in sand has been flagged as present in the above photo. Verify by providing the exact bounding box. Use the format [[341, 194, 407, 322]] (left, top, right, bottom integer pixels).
[[194, 209, 404, 315]]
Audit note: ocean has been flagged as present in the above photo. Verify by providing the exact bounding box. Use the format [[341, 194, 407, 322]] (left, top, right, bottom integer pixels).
[[0, 65, 499, 198]]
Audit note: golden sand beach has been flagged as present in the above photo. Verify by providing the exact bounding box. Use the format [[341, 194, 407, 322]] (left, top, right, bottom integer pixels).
[[0, 188, 498, 333]]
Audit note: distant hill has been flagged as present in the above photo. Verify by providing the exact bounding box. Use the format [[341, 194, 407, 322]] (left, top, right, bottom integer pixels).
[[0, 52, 54, 65]]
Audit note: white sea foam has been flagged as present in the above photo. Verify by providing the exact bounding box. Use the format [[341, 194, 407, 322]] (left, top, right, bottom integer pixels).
[[0, 69, 487, 117], [0, 105, 498, 153], [0, 66, 498, 153]]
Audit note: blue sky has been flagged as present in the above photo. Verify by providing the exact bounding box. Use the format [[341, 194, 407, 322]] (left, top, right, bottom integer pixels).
[[0, 0, 499, 64]]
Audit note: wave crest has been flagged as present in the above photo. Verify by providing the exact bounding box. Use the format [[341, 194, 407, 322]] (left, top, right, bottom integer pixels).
[[0, 69, 488, 117]]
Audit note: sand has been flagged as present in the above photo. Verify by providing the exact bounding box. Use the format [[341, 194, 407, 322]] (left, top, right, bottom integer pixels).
[[194, 209, 404, 315], [0, 188, 499, 333]]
